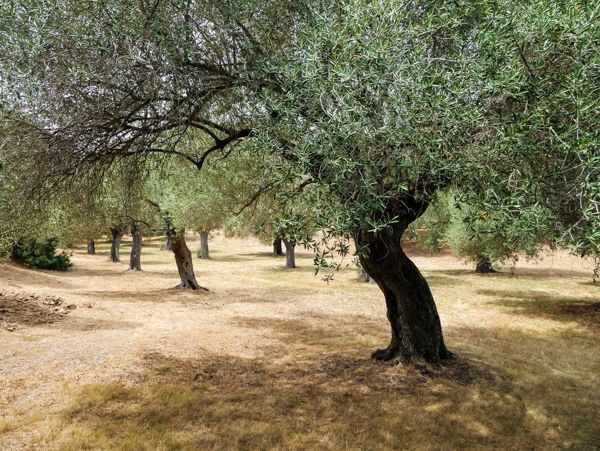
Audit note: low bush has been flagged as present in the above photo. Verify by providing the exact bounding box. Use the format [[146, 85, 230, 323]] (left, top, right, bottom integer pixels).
[[11, 238, 72, 271]]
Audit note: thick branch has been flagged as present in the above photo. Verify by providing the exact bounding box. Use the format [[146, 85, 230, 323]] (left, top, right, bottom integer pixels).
[[195, 128, 253, 169]]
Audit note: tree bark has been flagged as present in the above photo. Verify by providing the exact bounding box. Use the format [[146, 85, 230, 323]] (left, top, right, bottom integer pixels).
[[273, 237, 284, 256], [162, 235, 173, 251], [86, 239, 95, 255], [128, 223, 142, 271], [475, 256, 495, 273], [283, 238, 296, 269], [355, 213, 451, 364], [162, 214, 175, 251], [109, 227, 123, 263], [360, 267, 372, 283], [171, 231, 204, 290], [197, 231, 209, 259]]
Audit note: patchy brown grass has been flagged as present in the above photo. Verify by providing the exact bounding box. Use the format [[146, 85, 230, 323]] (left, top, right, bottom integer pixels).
[[0, 233, 598, 449], [52, 350, 511, 450]]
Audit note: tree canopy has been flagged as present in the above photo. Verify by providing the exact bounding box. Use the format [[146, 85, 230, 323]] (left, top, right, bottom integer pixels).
[[0, 0, 597, 361]]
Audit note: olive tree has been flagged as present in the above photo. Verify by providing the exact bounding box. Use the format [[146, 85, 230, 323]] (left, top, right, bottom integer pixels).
[[1, 0, 597, 363], [251, 0, 598, 362], [412, 191, 552, 273]]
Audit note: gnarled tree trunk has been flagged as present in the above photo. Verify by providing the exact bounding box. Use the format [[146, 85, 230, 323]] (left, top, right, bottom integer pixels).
[[171, 231, 204, 290], [354, 204, 451, 364], [86, 239, 95, 255], [273, 237, 284, 256], [197, 231, 209, 259], [109, 227, 123, 263], [283, 238, 296, 269], [128, 223, 142, 271], [475, 256, 495, 273]]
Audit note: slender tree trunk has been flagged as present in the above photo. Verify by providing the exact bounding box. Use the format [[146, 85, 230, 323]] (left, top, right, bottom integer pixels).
[[355, 218, 451, 364], [171, 231, 204, 290], [360, 267, 372, 283], [475, 256, 495, 273], [128, 223, 142, 271], [197, 231, 209, 259], [283, 238, 296, 269], [86, 239, 95, 255], [109, 227, 123, 263], [273, 237, 284, 256]]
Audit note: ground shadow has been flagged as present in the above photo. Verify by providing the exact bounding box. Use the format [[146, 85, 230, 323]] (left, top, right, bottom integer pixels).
[[243, 252, 286, 259], [214, 251, 314, 264], [57, 350, 524, 450], [422, 273, 465, 287], [207, 254, 253, 263], [51, 316, 140, 332], [0, 263, 76, 290], [478, 289, 600, 329], [430, 267, 594, 281], [63, 266, 173, 278], [43, 314, 600, 449], [402, 240, 454, 258], [262, 265, 317, 274], [80, 288, 206, 303]]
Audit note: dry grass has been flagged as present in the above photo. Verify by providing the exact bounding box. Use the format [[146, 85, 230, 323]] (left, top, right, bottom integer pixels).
[[0, 233, 598, 450]]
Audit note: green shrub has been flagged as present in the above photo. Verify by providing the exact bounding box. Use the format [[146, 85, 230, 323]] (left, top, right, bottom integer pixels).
[[11, 238, 72, 271]]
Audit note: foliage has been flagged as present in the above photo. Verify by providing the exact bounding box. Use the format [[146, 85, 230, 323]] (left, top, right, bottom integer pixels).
[[0, 0, 597, 273], [413, 191, 552, 269], [146, 145, 267, 236], [11, 238, 72, 270]]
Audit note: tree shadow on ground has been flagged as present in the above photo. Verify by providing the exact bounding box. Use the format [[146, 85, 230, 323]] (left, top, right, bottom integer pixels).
[[478, 289, 600, 329], [51, 316, 140, 332], [429, 267, 594, 281], [57, 353, 520, 450], [262, 265, 318, 274], [52, 316, 598, 449], [421, 273, 465, 287], [0, 263, 76, 290], [132, 259, 171, 266], [402, 240, 454, 258], [63, 266, 173, 278], [214, 251, 314, 264], [81, 288, 208, 303], [243, 252, 286, 259]]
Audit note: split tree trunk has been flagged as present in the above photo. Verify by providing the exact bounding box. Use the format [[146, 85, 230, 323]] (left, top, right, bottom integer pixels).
[[86, 239, 95, 255], [197, 231, 209, 259], [475, 256, 495, 273], [273, 238, 284, 256], [171, 231, 203, 290], [129, 223, 142, 271], [109, 227, 123, 263], [283, 239, 296, 269], [355, 214, 451, 364]]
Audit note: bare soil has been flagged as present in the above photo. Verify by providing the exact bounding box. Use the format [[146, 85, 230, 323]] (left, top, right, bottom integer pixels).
[[0, 290, 76, 332], [0, 234, 598, 450]]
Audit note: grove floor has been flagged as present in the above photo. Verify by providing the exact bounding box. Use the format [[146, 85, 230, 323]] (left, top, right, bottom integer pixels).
[[0, 234, 598, 450]]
